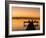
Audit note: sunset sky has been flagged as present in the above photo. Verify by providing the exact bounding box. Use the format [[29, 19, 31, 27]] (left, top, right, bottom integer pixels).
[[12, 7, 40, 17], [12, 7, 40, 31]]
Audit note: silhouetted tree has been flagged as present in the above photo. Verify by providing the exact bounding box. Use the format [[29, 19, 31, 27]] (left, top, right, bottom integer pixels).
[[26, 19, 35, 30]]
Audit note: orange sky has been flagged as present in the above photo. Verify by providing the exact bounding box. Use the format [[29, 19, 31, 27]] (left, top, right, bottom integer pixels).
[[12, 7, 40, 17]]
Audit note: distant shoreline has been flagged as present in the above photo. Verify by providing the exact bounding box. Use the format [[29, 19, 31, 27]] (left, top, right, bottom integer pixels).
[[12, 17, 40, 20]]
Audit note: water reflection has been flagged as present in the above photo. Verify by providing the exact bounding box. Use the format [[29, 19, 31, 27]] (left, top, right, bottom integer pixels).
[[12, 17, 40, 31]]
